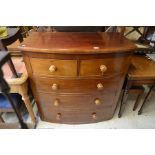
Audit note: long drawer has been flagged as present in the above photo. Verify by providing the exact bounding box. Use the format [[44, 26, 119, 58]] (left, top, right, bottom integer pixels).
[[38, 93, 116, 111], [40, 107, 113, 124], [33, 76, 123, 94]]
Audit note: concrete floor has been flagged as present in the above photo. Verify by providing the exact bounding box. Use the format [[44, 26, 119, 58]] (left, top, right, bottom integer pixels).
[[37, 90, 155, 129]]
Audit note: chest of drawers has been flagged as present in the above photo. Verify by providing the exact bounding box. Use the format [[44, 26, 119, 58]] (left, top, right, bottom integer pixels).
[[19, 32, 136, 124]]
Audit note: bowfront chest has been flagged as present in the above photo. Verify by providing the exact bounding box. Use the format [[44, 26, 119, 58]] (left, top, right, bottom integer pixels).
[[19, 32, 136, 124]]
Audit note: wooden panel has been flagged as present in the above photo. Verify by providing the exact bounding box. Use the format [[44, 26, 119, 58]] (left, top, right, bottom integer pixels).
[[40, 106, 113, 124], [80, 57, 130, 77], [38, 93, 115, 124], [38, 93, 116, 111], [30, 58, 77, 77], [20, 32, 135, 124], [33, 76, 123, 94], [18, 32, 136, 54]]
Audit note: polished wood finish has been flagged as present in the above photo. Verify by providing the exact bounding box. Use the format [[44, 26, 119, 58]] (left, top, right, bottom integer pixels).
[[38, 92, 116, 109], [30, 58, 77, 77], [18, 32, 136, 54], [33, 76, 123, 94], [19, 32, 136, 124], [80, 56, 131, 77]]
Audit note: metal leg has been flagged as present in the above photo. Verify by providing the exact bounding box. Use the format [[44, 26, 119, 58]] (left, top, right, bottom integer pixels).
[[138, 85, 154, 115]]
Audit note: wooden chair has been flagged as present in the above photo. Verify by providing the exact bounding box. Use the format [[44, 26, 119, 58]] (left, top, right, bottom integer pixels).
[[118, 55, 155, 117], [0, 28, 36, 124], [0, 52, 28, 129], [1, 58, 36, 124]]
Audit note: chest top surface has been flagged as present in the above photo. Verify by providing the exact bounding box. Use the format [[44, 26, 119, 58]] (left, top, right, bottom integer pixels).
[[19, 32, 136, 54]]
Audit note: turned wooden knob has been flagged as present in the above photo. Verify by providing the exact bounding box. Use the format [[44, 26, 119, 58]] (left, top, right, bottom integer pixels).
[[54, 99, 59, 106], [95, 98, 102, 105], [56, 113, 61, 120], [52, 83, 58, 90], [97, 83, 104, 90], [92, 112, 97, 120], [100, 65, 107, 73], [49, 65, 57, 72]]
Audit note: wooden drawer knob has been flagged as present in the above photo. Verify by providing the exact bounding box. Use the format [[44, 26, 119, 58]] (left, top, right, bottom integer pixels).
[[56, 113, 61, 120], [49, 65, 57, 72], [97, 83, 104, 90], [54, 99, 59, 106], [92, 112, 97, 120], [100, 65, 107, 73], [52, 83, 59, 90], [95, 98, 102, 105]]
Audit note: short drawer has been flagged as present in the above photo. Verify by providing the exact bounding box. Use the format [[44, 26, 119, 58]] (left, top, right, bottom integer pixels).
[[30, 58, 77, 77], [80, 56, 130, 77], [33, 76, 123, 93]]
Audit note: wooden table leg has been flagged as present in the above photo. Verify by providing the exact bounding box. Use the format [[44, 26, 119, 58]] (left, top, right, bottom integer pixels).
[[19, 82, 36, 124], [138, 85, 155, 115], [133, 89, 145, 111], [118, 80, 132, 118]]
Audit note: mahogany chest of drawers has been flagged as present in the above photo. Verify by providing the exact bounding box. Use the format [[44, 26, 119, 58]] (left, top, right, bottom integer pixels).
[[19, 32, 136, 124]]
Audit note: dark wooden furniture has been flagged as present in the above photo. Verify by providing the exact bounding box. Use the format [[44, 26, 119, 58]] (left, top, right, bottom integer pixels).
[[118, 55, 155, 117], [128, 85, 145, 111], [19, 32, 136, 124], [138, 85, 155, 114], [0, 52, 28, 129], [0, 72, 36, 124], [0, 28, 23, 77]]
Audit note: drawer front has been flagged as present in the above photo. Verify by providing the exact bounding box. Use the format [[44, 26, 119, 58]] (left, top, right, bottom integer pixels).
[[41, 107, 113, 124], [34, 76, 122, 93], [38, 93, 115, 124], [80, 56, 130, 77], [38, 93, 116, 112], [30, 58, 77, 77]]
